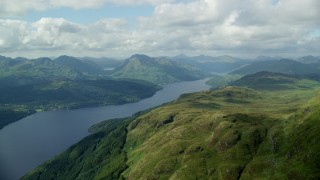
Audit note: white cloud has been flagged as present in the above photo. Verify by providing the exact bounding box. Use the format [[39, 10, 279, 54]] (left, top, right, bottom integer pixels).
[[50, 0, 106, 9], [136, 0, 320, 55], [0, 0, 47, 17], [0, 0, 177, 17], [0, 0, 319, 57]]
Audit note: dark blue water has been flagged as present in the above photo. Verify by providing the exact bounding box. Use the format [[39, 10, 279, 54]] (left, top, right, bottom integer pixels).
[[0, 79, 210, 180]]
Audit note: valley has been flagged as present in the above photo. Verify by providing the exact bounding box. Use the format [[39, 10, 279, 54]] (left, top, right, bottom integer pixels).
[[2, 1, 320, 179], [0, 79, 210, 180], [22, 70, 320, 179], [1, 53, 320, 179]]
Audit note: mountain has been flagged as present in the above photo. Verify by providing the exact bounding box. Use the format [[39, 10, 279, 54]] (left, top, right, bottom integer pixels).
[[55, 55, 105, 75], [111, 54, 207, 84], [0, 78, 160, 107], [231, 71, 320, 90], [297, 55, 320, 64], [0, 78, 160, 129], [173, 55, 249, 74], [230, 59, 320, 76], [206, 74, 241, 89], [23, 83, 320, 179], [0, 56, 82, 79], [0, 55, 24, 68], [254, 55, 279, 61], [0, 55, 161, 129], [81, 57, 123, 70]]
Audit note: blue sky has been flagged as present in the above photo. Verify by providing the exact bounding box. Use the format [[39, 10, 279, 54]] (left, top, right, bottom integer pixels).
[[23, 5, 154, 25], [0, 0, 319, 58]]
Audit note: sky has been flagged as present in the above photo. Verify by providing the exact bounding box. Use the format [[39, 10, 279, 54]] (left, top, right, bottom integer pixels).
[[0, 0, 319, 58]]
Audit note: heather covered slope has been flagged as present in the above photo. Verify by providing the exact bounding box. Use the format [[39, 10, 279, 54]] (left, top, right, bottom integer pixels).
[[23, 79, 320, 179]]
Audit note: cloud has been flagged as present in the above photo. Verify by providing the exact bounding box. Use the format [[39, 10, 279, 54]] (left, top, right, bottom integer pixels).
[[0, 0, 177, 17], [0, 0, 47, 17], [0, 0, 319, 57], [50, 0, 106, 9], [137, 0, 320, 55]]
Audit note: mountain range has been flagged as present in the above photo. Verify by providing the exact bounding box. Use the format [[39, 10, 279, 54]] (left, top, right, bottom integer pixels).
[[2, 53, 320, 179], [0, 55, 161, 129], [111, 54, 208, 84], [54, 55, 106, 75], [173, 54, 249, 74], [230, 59, 320, 76]]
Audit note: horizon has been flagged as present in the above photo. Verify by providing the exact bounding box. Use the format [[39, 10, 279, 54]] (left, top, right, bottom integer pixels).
[[0, 0, 319, 58], [0, 53, 319, 60]]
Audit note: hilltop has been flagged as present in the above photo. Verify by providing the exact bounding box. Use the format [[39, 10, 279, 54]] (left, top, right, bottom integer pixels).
[[231, 71, 320, 90], [0, 56, 82, 79], [297, 55, 320, 64], [111, 54, 207, 84], [54, 55, 105, 75], [230, 59, 320, 76]]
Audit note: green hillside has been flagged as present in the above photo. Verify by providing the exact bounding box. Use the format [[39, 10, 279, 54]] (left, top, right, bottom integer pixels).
[[112, 54, 207, 84], [0, 108, 35, 130], [0, 78, 159, 129], [298, 55, 320, 64], [231, 71, 320, 90], [0, 55, 163, 129], [23, 75, 320, 179], [81, 57, 123, 69], [231, 59, 320, 76], [0, 79, 160, 109], [55, 55, 105, 75], [0, 57, 82, 79], [206, 74, 241, 89]]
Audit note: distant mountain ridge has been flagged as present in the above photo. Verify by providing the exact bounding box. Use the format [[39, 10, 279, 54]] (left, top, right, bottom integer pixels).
[[0, 56, 83, 79], [0, 54, 161, 129], [230, 59, 320, 75], [297, 55, 320, 64], [231, 71, 320, 90], [79, 57, 123, 70], [54, 55, 105, 75], [172, 55, 249, 74], [111, 54, 207, 84]]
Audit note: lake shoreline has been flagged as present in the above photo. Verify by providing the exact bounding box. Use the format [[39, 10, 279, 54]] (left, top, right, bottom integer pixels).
[[0, 79, 210, 180], [0, 86, 163, 130]]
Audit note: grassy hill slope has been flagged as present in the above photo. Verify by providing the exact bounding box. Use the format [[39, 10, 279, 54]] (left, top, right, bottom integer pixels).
[[23, 78, 320, 179]]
